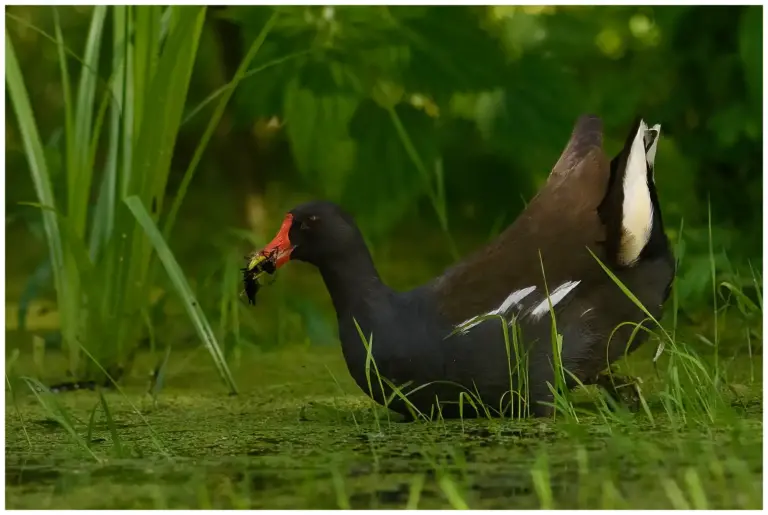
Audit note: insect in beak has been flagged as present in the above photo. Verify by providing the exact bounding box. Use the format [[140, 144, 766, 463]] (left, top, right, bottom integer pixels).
[[241, 214, 295, 305], [241, 247, 280, 305]]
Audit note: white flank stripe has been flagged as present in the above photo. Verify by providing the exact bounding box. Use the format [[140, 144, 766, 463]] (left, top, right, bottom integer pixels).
[[495, 285, 537, 315], [455, 285, 537, 333], [530, 280, 581, 319], [620, 120, 655, 266]]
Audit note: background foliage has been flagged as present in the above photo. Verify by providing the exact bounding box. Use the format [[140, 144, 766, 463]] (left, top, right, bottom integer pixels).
[[5, 5, 762, 378]]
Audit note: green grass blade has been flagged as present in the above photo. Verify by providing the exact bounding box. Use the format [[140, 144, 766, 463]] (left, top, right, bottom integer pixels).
[[99, 390, 125, 458], [88, 157, 115, 260], [5, 32, 64, 276], [131, 5, 205, 204], [331, 468, 350, 509], [531, 452, 553, 509], [150, 345, 172, 403], [125, 195, 238, 394], [353, 317, 391, 428], [70, 5, 107, 237], [90, 5, 129, 341], [748, 261, 762, 311], [83, 62, 118, 261], [133, 6, 162, 133], [159, 6, 172, 45], [707, 199, 719, 378], [437, 474, 469, 509], [119, 6, 134, 199], [53, 8, 75, 197], [161, 10, 278, 241], [6, 31, 76, 354], [387, 104, 459, 259], [586, 247, 673, 358], [661, 477, 691, 509], [324, 365, 361, 431], [406, 474, 426, 509], [719, 282, 759, 314], [86, 73, 115, 189], [180, 49, 309, 126], [86, 399, 100, 447], [672, 218, 684, 341], [89, 5, 128, 260]]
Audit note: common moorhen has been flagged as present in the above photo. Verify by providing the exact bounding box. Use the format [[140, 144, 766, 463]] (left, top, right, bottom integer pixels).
[[246, 115, 674, 419]]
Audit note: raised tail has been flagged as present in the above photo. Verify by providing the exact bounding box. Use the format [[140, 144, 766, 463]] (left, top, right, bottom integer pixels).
[[549, 114, 604, 179], [598, 118, 669, 267]]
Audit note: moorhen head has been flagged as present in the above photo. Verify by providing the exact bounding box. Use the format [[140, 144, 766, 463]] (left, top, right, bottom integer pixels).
[[246, 115, 674, 420], [258, 201, 371, 269], [253, 201, 384, 316]]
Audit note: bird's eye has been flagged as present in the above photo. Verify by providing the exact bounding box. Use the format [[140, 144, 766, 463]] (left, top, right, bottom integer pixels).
[[300, 215, 318, 231]]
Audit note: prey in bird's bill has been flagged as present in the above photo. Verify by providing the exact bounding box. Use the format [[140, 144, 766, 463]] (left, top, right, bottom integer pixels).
[[241, 247, 279, 305]]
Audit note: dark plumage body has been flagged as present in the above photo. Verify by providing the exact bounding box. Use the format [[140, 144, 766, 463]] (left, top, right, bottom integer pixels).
[[251, 115, 675, 419]]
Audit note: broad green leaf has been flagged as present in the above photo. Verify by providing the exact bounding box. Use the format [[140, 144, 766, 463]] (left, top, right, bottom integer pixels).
[[283, 82, 359, 200], [342, 100, 438, 236], [392, 6, 509, 96]]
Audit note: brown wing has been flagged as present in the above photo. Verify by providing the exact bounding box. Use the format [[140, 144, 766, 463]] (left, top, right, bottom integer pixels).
[[432, 114, 611, 323]]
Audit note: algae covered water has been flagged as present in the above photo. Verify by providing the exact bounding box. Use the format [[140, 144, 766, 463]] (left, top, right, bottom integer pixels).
[[5, 345, 763, 509]]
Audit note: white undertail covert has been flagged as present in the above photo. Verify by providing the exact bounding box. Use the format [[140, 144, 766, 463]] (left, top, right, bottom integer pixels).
[[619, 120, 659, 266]]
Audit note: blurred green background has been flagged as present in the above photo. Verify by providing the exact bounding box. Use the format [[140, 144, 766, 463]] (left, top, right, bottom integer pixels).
[[5, 5, 762, 379]]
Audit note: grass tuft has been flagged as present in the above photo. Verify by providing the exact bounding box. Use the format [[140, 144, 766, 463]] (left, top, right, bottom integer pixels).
[[98, 390, 125, 458], [126, 195, 237, 394], [21, 377, 101, 462], [6, 374, 32, 450], [7, 6, 281, 391]]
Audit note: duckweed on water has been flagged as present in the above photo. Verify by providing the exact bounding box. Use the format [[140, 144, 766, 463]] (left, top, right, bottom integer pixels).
[[5, 345, 762, 509]]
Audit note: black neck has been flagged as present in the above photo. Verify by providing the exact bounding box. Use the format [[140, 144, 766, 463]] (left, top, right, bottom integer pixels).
[[318, 247, 388, 317]]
